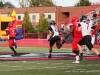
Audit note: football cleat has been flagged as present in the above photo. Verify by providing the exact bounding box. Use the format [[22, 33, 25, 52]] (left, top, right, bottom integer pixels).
[[48, 54, 52, 58], [73, 61, 80, 64], [59, 44, 62, 48]]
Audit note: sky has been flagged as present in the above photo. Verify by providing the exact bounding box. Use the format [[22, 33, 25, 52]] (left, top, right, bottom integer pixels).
[[4, 0, 100, 7]]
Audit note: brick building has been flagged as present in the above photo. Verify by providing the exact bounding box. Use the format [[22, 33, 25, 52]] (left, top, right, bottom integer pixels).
[[0, 5, 100, 28]]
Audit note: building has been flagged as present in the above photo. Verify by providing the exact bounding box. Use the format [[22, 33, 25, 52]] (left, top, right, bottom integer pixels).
[[0, 5, 100, 28]]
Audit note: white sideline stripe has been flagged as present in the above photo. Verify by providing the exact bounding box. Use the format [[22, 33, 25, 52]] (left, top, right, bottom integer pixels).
[[0, 65, 9, 66], [9, 66, 22, 68], [21, 53, 39, 57], [52, 63, 64, 65], [0, 67, 56, 72], [56, 68, 69, 70], [0, 55, 12, 57], [72, 69, 85, 71], [65, 70, 100, 73], [37, 62, 49, 64], [45, 53, 75, 55], [44, 67, 56, 69]]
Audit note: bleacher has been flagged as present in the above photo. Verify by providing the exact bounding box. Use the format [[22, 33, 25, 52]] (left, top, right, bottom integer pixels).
[[57, 2, 100, 28]]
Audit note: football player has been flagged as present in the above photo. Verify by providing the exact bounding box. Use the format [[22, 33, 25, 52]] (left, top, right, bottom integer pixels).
[[48, 20, 62, 58], [6, 21, 18, 55], [61, 16, 83, 63], [77, 16, 100, 61]]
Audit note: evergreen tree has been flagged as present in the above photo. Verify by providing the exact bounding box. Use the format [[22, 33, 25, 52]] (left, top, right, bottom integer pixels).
[[36, 14, 49, 38], [75, 0, 91, 6], [0, 1, 15, 8], [0, 1, 3, 7], [22, 10, 34, 33]]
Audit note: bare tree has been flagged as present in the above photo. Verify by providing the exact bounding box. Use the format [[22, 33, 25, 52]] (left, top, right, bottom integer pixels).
[[16, 0, 56, 8], [16, 0, 30, 8]]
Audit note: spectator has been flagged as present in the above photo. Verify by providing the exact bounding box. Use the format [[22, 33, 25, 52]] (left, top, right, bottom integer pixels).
[[92, 10, 97, 20], [80, 12, 86, 21], [98, 10, 100, 19], [81, 12, 85, 17], [97, 20, 100, 35], [62, 22, 69, 40], [61, 22, 65, 28]]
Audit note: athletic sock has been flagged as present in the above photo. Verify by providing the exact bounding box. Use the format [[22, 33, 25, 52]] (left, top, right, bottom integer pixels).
[[80, 53, 83, 56], [76, 56, 79, 61], [10, 47, 17, 54], [79, 53, 83, 61]]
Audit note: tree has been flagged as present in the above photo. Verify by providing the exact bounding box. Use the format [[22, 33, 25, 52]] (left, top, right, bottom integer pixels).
[[75, 0, 91, 6], [16, 0, 55, 7], [0, 1, 15, 8], [4, 1, 15, 8], [22, 9, 34, 33], [16, 0, 29, 8], [0, 1, 3, 7], [29, 0, 55, 7], [36, 14, 49, 38]]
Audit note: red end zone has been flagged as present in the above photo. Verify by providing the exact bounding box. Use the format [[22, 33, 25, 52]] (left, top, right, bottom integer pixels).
[[0, 39, 100, 48]]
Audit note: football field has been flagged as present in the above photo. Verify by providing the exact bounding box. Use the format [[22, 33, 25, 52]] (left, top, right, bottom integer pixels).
[[0, 47, 100, 75]]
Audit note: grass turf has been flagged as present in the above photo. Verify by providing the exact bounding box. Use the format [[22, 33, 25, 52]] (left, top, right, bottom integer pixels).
[[0, 47, 100, 75], [0, 60, 100, 75]]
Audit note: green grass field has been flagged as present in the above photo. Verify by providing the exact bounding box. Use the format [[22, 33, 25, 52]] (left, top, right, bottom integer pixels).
[[0, 47, 100, 75]]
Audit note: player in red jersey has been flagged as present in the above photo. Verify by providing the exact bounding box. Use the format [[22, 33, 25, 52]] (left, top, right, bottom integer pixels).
[[62, 16, 83, 63], [6, 20, 17, 49], [6, 21, 18, 55]]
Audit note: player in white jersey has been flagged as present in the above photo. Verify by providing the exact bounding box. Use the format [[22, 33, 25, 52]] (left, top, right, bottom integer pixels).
[[77, 17, 100, 61], [48, 20, 62, 58]]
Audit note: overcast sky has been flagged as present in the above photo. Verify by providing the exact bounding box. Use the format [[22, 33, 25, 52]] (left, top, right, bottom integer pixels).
[[54, 0, 100, 7], [4, 0, 100, 7]]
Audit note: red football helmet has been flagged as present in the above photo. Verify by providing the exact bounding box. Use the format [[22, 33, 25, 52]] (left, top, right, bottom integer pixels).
[[8, 22, 13, 28], [71, 16, 79, 22]]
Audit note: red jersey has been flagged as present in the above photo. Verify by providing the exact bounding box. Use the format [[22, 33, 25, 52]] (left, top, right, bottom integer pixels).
[[92, 28, 97, 36], [69, 22, 83, 51], [97, 23, 100, 29], [6, 22, 17, 37], [71, 22, 82, 38], [7, 27, 17, 37], [98, 14, 100, 18]]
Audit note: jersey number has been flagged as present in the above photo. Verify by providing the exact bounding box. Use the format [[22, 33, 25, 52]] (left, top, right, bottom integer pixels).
[[87, 23, 89, 29], [12, 29, 15, 34]]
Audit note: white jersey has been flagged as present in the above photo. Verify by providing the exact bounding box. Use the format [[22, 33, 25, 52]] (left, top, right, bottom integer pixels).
[[80, 21, 92, 36], [50, 25, 59, 37]]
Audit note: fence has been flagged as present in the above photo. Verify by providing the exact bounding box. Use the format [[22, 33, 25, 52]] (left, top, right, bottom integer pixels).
[[24, 32, 48, 39]]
